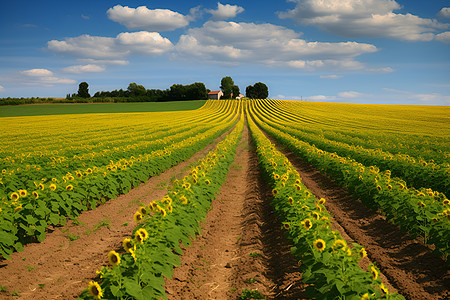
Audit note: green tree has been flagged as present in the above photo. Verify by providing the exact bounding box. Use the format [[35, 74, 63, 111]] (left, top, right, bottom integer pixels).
[[246, 85, 255, 98], [220, 76, 234, 99], [77, 82, 90, 98], [127, 83, 146, 97], [232, 85, 240, 99], [253, 82, 269, 99], [186, 82, 208, 100]]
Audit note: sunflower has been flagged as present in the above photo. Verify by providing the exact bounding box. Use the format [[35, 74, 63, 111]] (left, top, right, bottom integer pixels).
[[180, 196, 188, 205], [301, 219, 312, 230], [443, 199, 450, 205], [160, 208, 167, 217], [370, 266, 379, 280], [417, 201, 426, 208], [312, 212, 320, 220], [283, 223, 290, 230], [332, 239, 347, 251], [313, 239, 326, 252], [135, 231, 144, 244], [52, 178, 58, 183], [68, 175, 74, 181], [14, 205, 22, 212], [10, 192, 19, 201], [205, 179, 211, 185], [87, 168, 93, 174], [129, 246, 137, 260], [138, 206, 147, 215], [318, 198, 326, 205], [32, 191, 39, 199], [167, 204, 173, 213], [273, 173, 280, 180], [272, 189, 278, 196], [380, 283, 388, 294], [133, 211, 143, 223], [123, 238, 133, 252], [359, 248, 367, 259], [361, 293, 369, 300], [136, 228, 149, 240], [38, 183, 45, 190], [294, 184, 302, 191], [108, 251, 120, 266], [387, 185, 392, 190], [376, 185, 382, 191], [288, 197, 294, 205], [18, 189, 28, 197], [295, 179, 301, 184], [66, 184, 73, 191], [88, 281, 103, 299], [49, 183, 57, 191]]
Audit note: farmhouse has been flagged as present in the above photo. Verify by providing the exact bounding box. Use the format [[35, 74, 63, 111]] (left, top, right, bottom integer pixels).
[[207, 90, 223, 100]]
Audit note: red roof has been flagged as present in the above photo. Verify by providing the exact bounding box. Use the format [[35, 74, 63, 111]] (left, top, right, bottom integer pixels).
[[208, 91, 221, 94]]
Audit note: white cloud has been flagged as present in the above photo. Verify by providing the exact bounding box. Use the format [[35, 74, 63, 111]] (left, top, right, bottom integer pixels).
[[436, 31, 450, 43], [438, 7, 450, 19], [338, 91, 364, 98], [107, 5, 190, 31], [48, 31, 173, 60], [62, 64, 106, 74], [19, 69, 75, 86], [279, 0, 448, 41], [308, 95, 337, 101], [367, 67, 395, 73], [383, 88, 450, 103], [175, 21, 377, 71], [21, 68, 53, 77], [81, 14, 90, 20], [77, 59, 129, 66], [0, 85, 5, 92], [206, 2, 244, 20], [320, 74, 342, 79]]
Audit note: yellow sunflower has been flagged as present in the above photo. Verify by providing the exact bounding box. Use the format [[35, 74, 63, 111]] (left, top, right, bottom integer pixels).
[[38, 183, 45, 190], [133, 211, 143, 223], [283, 223, 290, 230], [88, 281, 103, 299], [32, 191, 39, 199], [361, 293, 369, 300], [301, 219, 312, 230], [180, 196, 188, 205], [205, 179, 211, 185], [49, 183, 57, 191], [332, 239, 347, 251], [318, 198, 326, 205], [10, 192, 19, 201], [138, 206, 147, 215], [288, 197, 294, 205], [370, 266, 379, 280], [136, 228, 149, 241], [66, 184, 73, 191], [313, 239, 326, 252], [272, 189, 278, 196], [359, 248, 367, 259], [123, 238, 133, 252], [107, 250, 121, 266], [18, 189, 28, 197]]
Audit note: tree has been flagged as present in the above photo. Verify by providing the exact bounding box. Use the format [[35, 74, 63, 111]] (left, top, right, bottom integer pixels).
[[232, 85, 240, 99], [246, 82, 268, 99], [127, 83, 146, 97], [220, 76, 234, 99], [186, 82, 208, 100], [77, 82, 90, 98]]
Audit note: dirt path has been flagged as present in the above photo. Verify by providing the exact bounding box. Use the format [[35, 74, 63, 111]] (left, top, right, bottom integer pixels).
[[0, 128, 234, 300], [164, 124, 307, 299], [266, 137, 450, 300]]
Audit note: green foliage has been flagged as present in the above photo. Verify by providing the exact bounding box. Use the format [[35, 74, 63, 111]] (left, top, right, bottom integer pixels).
[[239, 289, 264, 299], [246, 82, 268, 99], [77, 82, 90, 98], [220, 76, 234, 99]]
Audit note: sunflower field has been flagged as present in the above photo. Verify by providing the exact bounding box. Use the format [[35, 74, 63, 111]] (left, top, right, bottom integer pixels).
[[1, 98, 448, 300]]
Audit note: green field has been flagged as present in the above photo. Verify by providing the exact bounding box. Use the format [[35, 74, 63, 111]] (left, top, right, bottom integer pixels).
[[0, 100, 207, 117]]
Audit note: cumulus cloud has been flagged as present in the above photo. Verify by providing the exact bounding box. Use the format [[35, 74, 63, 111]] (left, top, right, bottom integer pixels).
[[19, 69, 75, 86], [62, 64, 106, 74], [308, 95, 337, 101], [278, 0, 448, 41], [438, 7, 450, 19], [206, 2, 244, 20], [48, 31, 174, 60], [107, 5, 191, 31], [175, 21, 377, 71], [77, 58, 130, 66], [436, 31, 450, 43]]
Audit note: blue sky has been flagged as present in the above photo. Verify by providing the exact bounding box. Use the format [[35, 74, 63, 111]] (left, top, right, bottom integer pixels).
[[0, 0, 449, 105]]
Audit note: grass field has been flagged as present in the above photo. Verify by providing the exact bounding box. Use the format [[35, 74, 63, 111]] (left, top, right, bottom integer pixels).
[[0, 100, 207, 117]]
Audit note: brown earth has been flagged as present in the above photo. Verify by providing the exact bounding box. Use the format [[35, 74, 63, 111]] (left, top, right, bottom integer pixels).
[[0, 128, 234, 300], [164, 123, 307, 299], [264, 135, 450, 300]]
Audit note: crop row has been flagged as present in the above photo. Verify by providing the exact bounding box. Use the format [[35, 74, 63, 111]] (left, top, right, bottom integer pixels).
[[253, 99, 449, 196], [79, 108, 245, 300], [0, 100, 240, 259], [247, 112, 403, 299], [249, 102, 450, 259]]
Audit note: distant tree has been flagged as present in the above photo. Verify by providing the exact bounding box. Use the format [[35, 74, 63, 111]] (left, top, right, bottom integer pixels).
[[186, 82, 208, 100], [232, 85, 240, 99], [245, 85, 255, 98], [168, 84, 187, 101], [220, 76, 234, 99], [253, 82, 269, 99], [246, 82, 268, 99], [127, 83, 146, 97], [77, 82, 90, 98]]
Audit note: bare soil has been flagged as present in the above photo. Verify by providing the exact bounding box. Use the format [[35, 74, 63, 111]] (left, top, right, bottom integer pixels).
[[267, 137, 450, 300], [164, 124, 307, 299], [0, 128, 233, 300]]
